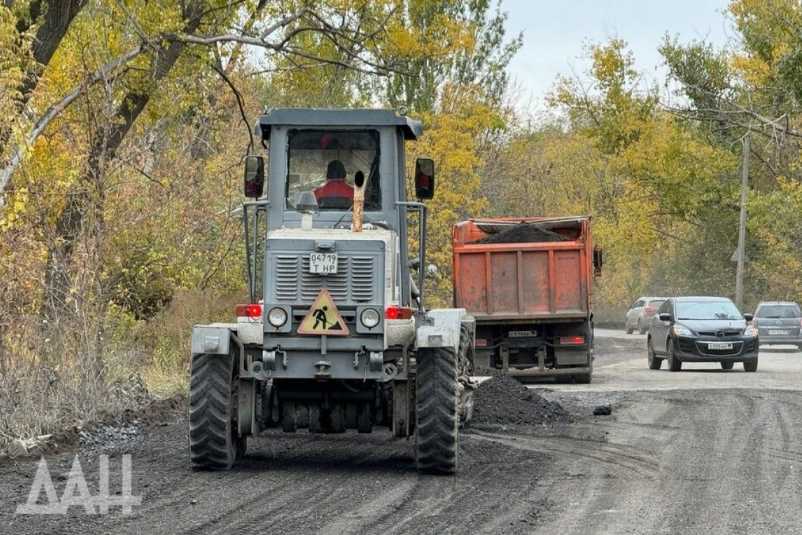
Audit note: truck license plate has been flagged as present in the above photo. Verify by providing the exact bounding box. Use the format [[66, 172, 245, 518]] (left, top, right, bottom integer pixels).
[[769, 329, 788, 335], [309, 253, 338, 274], [509, 330, 537, 338], [707, 342, 733, 350]]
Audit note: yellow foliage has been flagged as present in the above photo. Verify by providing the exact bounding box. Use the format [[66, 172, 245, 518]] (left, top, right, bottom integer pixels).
[[407, 85, 501, 307]]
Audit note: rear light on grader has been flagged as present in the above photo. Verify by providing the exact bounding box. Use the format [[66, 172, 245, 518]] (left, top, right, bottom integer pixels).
[[559, 336, 585, 345], [235, 304, 263, 319], [385, 306, 414, 320]]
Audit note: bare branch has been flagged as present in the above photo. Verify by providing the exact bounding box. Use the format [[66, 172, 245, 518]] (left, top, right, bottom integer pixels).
[[1, 6, 398, 200], [260, 8, 308, 40], [0, 45, 145, 201], [210, 62, 254, 155]]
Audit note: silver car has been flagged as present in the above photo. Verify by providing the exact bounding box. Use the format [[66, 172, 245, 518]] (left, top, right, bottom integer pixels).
[[753, 301, 802, 348], [625, 296, 667, 334]]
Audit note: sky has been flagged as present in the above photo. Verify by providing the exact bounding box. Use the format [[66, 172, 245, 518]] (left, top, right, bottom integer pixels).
[[502, 0, 735, 113]]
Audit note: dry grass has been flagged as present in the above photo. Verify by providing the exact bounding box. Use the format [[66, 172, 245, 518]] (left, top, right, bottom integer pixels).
[[140, 290, 242, 396], [0, 289, 242, 451], [0, 318, 145, 451]]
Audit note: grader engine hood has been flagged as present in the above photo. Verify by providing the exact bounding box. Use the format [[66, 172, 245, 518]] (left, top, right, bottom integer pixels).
[[262, 228, 394, 344]]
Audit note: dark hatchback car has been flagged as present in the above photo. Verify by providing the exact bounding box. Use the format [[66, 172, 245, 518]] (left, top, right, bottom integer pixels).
[[753, 301, 802, 348], [647, 297, 758, 372]]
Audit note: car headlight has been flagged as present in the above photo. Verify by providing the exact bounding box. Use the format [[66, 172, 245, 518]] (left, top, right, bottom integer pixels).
[[267, 307, 288, 327], [360, 308, 381, 329], [744, 325, 758, 337], [672, 324, 693, 336]]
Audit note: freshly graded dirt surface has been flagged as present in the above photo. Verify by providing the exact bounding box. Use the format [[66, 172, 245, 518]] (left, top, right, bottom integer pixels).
[[0, 413, 554, 535], [4, 332, 802, 534], [473, 223, 568, 244], [472, 375, 570, 426]]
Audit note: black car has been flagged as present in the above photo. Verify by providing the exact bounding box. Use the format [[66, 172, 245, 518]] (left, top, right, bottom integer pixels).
[[647, 296, 758, 372]]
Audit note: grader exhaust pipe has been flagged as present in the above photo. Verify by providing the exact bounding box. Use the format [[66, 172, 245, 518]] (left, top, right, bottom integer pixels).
[[352, 170, 365, 233]]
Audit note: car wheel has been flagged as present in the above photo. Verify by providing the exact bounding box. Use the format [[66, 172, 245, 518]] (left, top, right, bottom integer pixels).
[[668, 340, 682, 372], [720, 361, 734, 370], [744, 359, 758, 372], [638, 319, 647, 335], [647, 339, 662, 370], [625, 323, 633, 335]]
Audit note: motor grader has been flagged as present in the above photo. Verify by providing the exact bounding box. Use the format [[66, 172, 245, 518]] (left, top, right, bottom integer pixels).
[[188, 109, 475, 474]]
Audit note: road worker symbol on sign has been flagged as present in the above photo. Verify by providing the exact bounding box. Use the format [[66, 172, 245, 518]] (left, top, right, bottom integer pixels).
[[297, 289, 350, 336]]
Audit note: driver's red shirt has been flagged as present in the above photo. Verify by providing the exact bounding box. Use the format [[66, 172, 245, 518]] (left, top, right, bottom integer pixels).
[[314, 179, 354, 202]]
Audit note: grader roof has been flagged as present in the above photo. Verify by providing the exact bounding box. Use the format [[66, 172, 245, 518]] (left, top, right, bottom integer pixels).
[[257, 108, 423, 140]]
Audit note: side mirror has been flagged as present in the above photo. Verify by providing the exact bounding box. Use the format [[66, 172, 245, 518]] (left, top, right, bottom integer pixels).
[[415, 158, 435, 200], [658, 313, 672, 322], [593, 247, 603, 277], [244, 155, 265, 198], [743, 313, 754, 322]]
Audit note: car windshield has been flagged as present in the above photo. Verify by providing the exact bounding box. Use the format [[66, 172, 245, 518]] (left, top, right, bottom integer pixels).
[[648, 300, 665, 308], [756, 305, 800, 318], [676, 300, 742, 320], [285, 129, 381, 211]]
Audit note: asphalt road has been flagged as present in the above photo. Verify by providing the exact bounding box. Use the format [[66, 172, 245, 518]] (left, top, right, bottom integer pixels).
[[2, 330, 801, 534], [534, 329, 802, 534]]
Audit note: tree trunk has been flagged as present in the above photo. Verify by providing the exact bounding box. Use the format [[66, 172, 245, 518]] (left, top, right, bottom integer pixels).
[[1, 1, 87, 150], [0, 0, 86, 208], [41, 1, 206, 322]]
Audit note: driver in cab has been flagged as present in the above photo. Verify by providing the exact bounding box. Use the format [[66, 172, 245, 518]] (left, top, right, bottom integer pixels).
[[314, 160, 353, 209]]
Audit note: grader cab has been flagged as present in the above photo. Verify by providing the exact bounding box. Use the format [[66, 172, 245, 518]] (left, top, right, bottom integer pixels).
[[189, 109, 475, 474]]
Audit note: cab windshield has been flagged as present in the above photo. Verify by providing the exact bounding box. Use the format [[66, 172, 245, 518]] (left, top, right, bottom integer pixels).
[[677, 300, 743, 321], [285, 129, 381, 211]]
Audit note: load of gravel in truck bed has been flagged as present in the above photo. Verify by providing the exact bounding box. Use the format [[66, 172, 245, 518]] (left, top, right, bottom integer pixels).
[[472, 375, 570, 426], [473, 222, 568, 244]]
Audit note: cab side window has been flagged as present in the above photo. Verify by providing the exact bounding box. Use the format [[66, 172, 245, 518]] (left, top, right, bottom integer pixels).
[[658, 300, 670, 315]]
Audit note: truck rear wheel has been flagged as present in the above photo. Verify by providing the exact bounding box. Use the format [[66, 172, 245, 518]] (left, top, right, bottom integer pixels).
[[573, 370, 592, 384], [189, 353, 243, 470], [415, 346, 459, 475]]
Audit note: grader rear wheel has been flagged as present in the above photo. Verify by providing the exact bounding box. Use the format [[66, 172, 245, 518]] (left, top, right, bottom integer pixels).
[[415, 325, 472, 475], [189, 353, 244, 470], [415, 346, 459, 474]]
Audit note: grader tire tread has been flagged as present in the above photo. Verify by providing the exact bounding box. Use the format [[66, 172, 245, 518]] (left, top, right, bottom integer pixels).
[[189, 354, 238, 471], [416, 347, 459, 475]]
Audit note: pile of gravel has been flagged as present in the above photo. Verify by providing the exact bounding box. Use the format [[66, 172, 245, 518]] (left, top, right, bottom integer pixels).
[[79, 422, 143, 454], [473, 223, 568, 244], [472, 376, 570, 426], [79, 395, 184, 454]]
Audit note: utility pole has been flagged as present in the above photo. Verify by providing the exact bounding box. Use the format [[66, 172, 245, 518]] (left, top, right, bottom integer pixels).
[[735, 133, 749, 309]]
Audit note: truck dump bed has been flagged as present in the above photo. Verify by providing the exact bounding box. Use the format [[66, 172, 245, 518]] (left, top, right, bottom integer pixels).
[[452, 216, 592, 322]]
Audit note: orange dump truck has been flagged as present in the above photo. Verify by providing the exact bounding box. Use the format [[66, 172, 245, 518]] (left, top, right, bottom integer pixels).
[[452, 216, 600, 382]]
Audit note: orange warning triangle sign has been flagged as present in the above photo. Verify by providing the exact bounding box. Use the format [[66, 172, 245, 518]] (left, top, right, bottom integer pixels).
[[297, 289, 350, 336]]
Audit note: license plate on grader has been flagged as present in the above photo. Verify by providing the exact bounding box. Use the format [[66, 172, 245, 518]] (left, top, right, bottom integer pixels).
[[309, 252, 337, 274]]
